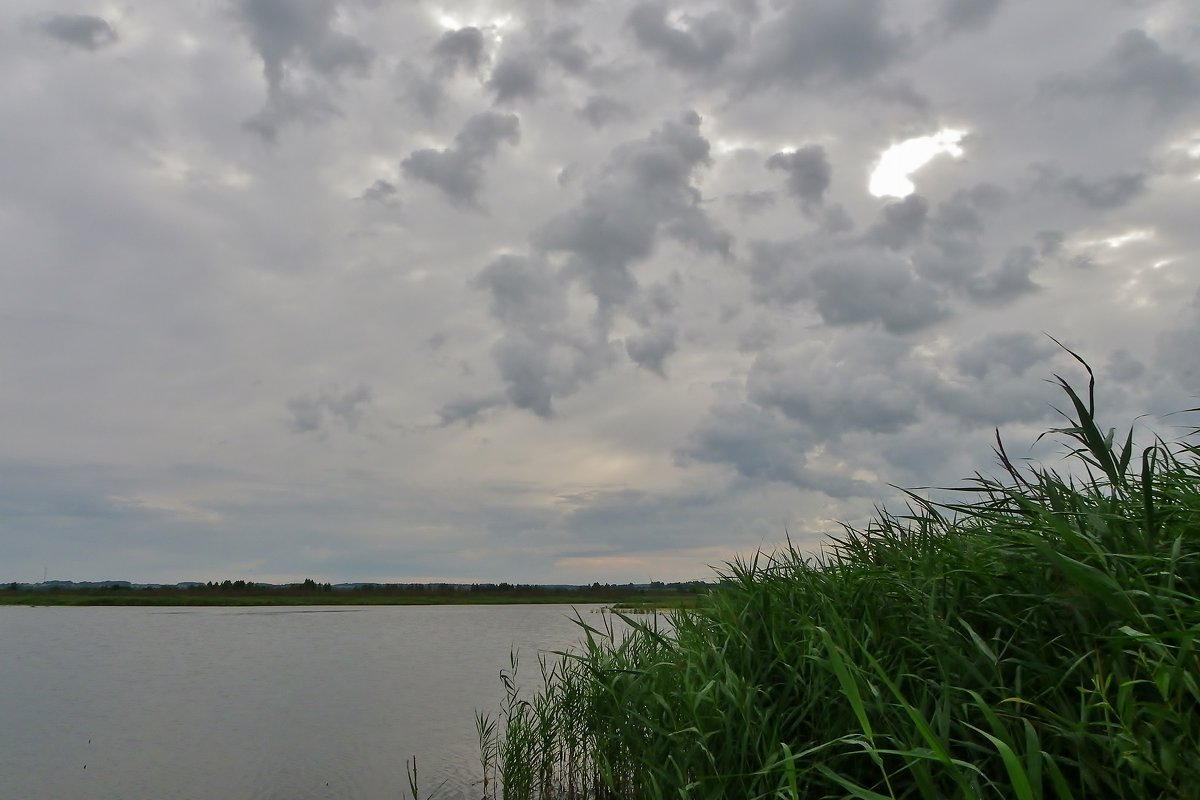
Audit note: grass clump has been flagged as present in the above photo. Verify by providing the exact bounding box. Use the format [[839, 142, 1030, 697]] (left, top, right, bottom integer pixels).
[[480, 357, 1200, 799]]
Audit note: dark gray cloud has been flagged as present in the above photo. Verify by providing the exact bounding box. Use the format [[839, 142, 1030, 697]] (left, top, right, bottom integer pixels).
[[401, 112, 520, 207], [543, 25, 593, 74], [939, 0, 1004, 33], [473, 254, 567, 330], [744, 0, 909, 89], [747, 343, 922, 436], [39, 14, 118, 50], [964, 245, 1040, 304], [625, 324, 678, 376], [927, 347, 1060, 426], [360, 179, 397, 203], [535, 111, 727, 313], [432, 26, 486, 76], [678, 404, 869, 496], [810, 250, 948, 333], [490, 330, 613, 417], [287, 384, 372, 434], [1050, 29, 1200, 114], [954, 331, 1057, 379], [237, 0, 373, 88], [1059, 171, 1148, 210], [471, 254, 613, 417], [235, 0, 373, 138], [242, 85, 342, 140], [462, 113, 727, 417], [629, 280, 680, 326], [736, 319, 775, 353], [727, 190, 777, 216], [436, 393, 507, 427], [866, 194, 929, 250], [1035, 230, 1065, 257], [398, 62, 445, 117], [578, 95, 633, 128], [745, 239, 812, 305], [400, 28, 486, 118], [626, 3, 739, 73], [910, 184, 1023, 299], [488, 52, 543, 104], [1107, 349, 1146, 383], [766, 146, 832, 210]]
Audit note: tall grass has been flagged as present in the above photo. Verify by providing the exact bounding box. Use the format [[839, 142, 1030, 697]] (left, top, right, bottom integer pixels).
[[479, 357, 1200, 799]]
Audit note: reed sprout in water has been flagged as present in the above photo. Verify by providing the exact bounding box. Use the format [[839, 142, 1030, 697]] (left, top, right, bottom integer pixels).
[[478, 353, 1200, 799]]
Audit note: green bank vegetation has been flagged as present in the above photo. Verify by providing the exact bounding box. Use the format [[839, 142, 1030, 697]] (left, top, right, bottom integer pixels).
[[478, 356, 1200, 799]]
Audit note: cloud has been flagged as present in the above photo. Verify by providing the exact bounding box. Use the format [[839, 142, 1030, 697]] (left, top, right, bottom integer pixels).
[[1050, 29, 1200, 115], [398, 61, 445, 117], [810, 249, 949, 333], [436, 393, 507, 427], [954, 331, 1057, 379], [745, 238, 813, 306], [287, 384, 372, 434], [743, 0, 909, 89], [490, 328, 613, 418], [359, 179, 397, 204], [625, 324, 678, 376], [626, 3, 740, 73], [488, 51, 544, 104], [5, 0, 1197, 587], [1051, 169, 1149, 210], [534, 111, 727, 313], [235, 0, 373, 138], [432, 26, 486, 76], [866, 194, 929, 250], [938, 0, 1004, 33], [727, 190, 777, 216], [461, 112, 726, 417], [925, 333, 1061, 426], [963, 245, 1040, 304], [766, 145, 832, 211], [471, 254, 613, 417], [1107, 349, 1146, 383], [473, 253, 568, 330], [543, 25, 593, 74], [678, 403, 869, 496], [578, 95, 633, 128], [39, 14, 118, 50], [401, 111, 520, 207], [746, 337, 922, 436]]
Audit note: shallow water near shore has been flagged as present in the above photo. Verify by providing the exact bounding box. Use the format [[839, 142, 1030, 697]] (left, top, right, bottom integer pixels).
[[0, 603, 619, 800]]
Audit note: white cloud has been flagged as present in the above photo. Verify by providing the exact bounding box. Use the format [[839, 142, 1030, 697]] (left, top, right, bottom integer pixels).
[[869, 128, 967, 198]]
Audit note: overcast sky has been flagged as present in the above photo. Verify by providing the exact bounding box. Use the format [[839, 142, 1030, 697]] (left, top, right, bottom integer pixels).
[[2, 0, 1198, 584]]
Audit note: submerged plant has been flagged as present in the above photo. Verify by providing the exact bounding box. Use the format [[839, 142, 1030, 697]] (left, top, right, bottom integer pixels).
[[480, 353, 1200, 799]]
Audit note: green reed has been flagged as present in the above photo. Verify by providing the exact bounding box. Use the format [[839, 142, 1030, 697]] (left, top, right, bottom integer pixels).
[[479, 351, 1200, 799]]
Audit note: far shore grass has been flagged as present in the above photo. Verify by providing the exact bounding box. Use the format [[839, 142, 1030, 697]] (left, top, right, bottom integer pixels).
[[0, 589, 704, 608]]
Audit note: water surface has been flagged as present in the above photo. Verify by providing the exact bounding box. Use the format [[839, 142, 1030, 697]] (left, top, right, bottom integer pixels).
[[0, 604, 620, 800]]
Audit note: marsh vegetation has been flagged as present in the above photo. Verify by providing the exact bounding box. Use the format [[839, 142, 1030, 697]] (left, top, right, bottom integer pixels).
[[478, 357, 1200, 799]]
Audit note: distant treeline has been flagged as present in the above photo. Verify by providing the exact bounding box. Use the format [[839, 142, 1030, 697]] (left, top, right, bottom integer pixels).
[[3, 578, 710, 599]]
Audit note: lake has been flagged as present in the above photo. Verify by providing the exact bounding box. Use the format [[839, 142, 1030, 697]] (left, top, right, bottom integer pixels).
[[0, 604, 627, 800]]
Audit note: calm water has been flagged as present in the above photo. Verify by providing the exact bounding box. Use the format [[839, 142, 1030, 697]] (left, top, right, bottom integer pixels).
[[0, 604, 624, 800]]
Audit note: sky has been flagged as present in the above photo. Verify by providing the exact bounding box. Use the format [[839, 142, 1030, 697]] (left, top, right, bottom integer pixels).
[[2, 0, 1199, 585]]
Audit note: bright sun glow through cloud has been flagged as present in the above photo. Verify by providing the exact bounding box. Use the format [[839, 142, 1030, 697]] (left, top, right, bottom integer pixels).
[[869, 129, 967, 198]]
